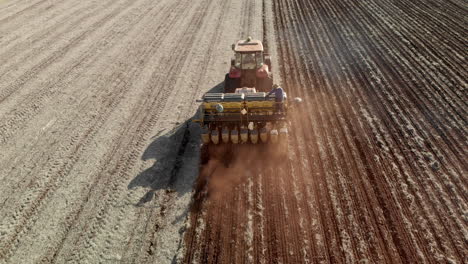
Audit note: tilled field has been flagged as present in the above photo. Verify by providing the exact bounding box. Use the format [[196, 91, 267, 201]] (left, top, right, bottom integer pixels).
[[0, 0, 466, 263], [183, 0, 467, 263]]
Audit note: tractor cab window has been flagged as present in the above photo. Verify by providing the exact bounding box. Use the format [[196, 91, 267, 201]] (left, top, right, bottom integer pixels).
[[236, 52, 263, 70], [234, 53, 241, 68], [255, 51, 264, 68], [242, 53, 256, 69]]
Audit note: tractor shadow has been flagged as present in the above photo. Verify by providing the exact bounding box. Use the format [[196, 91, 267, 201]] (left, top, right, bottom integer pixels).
[[127, 81, 225, 206]]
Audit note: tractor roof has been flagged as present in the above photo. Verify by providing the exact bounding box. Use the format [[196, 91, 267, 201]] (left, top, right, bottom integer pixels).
[[233, 38, 263, 52]]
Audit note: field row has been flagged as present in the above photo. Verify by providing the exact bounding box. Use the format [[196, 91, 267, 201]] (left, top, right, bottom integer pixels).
[[183, 0, 467, 263]]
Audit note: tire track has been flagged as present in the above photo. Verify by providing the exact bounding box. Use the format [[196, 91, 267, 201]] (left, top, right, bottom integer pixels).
[[0, 0, 129, 105], [0, 0, 160, 211], [0, 0, 148, 145], [43, 0, 202, 260], [58, 0, 228, 262], [0, 0, 83, 48], [0, 0, 179, 260], [0, 0, 49, 24], [119, 0, 233, 261], [0, 1, 93, 58]]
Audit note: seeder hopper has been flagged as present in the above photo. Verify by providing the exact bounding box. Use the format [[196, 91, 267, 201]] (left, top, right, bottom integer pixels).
[[193, 87, 289, 145]]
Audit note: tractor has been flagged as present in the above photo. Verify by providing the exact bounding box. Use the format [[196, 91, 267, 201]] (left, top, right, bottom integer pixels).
[[224, 37, 273, 93]]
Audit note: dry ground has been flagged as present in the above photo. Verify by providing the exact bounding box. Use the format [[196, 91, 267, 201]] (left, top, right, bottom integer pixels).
[[0, 0, 260, 262], [0, 0, 466, 263]]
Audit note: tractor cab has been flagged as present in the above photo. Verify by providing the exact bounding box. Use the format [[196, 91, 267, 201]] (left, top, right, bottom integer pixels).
[[231, 38, 265, 70], [225, 37, 273, 92]]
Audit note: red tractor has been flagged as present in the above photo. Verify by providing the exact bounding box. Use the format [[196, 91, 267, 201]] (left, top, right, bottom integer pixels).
[[224, 37, 273, 93]]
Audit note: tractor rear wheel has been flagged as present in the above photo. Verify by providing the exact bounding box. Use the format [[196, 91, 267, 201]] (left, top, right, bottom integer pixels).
[[256, 75, 273, 92], [224, 74, 240, 93], [200, 144, 210, 164]]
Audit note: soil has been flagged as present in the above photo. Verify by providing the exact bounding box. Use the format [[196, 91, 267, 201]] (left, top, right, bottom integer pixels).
[[0, 0, 466, 263]]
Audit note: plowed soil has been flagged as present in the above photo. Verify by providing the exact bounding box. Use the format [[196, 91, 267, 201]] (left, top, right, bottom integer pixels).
[[0, 0, 466, 263], [184, 0, 467, 263]]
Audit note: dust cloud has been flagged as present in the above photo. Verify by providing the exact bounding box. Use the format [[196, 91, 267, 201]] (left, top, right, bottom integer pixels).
[[198, 143, 289, 202]]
